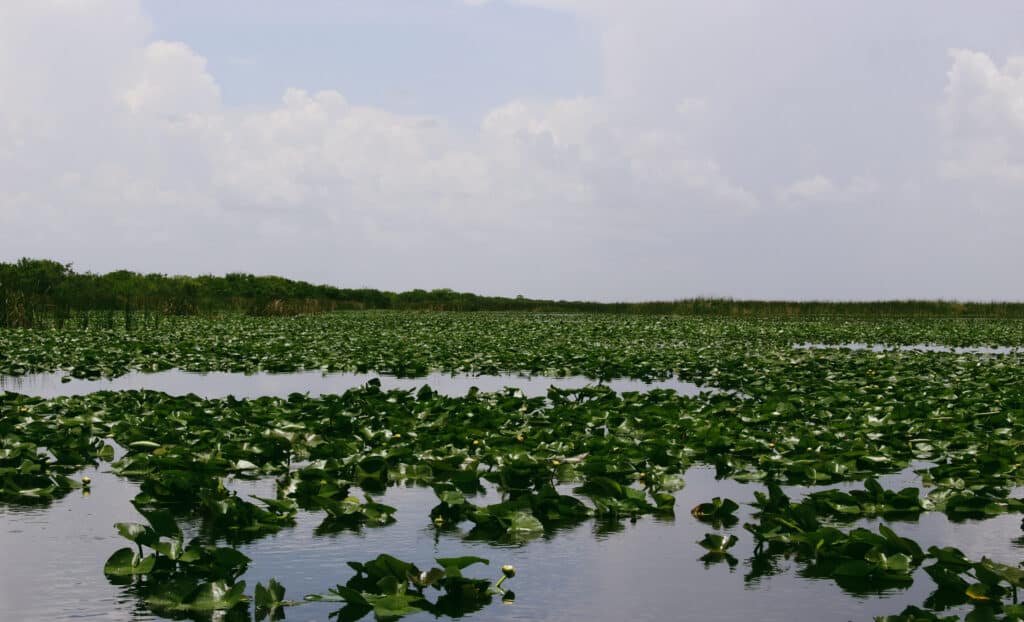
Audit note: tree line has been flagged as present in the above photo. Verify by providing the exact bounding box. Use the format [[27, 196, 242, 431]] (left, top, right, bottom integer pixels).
[[1, 257, 1022, 328]]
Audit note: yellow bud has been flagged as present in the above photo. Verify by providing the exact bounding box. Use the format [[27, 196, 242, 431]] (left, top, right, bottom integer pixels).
[[82, 476, 91, 485]]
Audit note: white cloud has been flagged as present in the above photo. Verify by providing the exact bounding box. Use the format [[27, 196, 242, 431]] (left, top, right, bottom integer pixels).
[[3, 2, 1024, 300], [481, 98, 605, 147], [120, 41, 220, 116], [939, 49, 1024, 184], [781, 175, 837, 202], [0, 0, 756, 291], [778, 175, 879, 206]]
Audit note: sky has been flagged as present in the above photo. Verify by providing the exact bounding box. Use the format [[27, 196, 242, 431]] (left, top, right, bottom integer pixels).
[[2, 0, 1024, 301]]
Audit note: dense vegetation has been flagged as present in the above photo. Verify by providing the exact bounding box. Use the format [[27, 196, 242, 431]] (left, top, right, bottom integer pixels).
[[3, 313, 1024, 620], [3, 258, 1024, 329], [0, 311, 1022, 379]]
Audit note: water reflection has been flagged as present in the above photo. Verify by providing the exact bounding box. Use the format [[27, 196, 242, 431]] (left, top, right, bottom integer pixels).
[[793, 342, 1020, 354], [0, 369, 709, 400], [2, 462, 1019, 622]]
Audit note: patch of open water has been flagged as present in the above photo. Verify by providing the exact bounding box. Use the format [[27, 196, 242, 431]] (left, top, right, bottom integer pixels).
[[793, 342, 1021, 354], [2, 460, 1022, 622], [1, 372, 1022, 621], [0, 370, 710, 400]]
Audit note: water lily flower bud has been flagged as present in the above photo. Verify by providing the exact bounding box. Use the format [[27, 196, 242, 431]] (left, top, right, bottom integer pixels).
[[82, 476, 91, 485], [501, 564, 516, 578]]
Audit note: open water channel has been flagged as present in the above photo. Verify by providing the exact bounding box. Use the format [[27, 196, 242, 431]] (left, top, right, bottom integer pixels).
[[1, 369, 1022, 621]]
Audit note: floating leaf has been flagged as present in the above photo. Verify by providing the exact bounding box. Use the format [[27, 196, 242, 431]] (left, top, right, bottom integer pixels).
[[697, 533, 738, 554], [103, 548, 156, 576]]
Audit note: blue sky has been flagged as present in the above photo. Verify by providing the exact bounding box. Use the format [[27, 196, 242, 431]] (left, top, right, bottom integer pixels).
[[2, 1, 1024, 300], [141, 1, 600, 122]]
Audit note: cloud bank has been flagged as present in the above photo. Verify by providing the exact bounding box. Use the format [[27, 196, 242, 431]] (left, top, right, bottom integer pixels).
[[2, 0, 1023, 300]]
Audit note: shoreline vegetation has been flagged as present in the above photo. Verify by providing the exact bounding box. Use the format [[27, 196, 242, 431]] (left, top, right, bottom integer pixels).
[[2, 257, 1023, 328]]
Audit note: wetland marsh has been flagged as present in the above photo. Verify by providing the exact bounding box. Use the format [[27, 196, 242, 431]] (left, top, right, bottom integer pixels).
[[2, 312, 1024, 621]]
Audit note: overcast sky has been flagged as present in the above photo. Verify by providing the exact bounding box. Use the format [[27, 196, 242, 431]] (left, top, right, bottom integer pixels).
[[2, 1, 1023, 301]]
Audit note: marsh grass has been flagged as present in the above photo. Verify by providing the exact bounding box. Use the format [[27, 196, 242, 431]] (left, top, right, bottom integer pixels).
[[3, 257, 1024, 329]]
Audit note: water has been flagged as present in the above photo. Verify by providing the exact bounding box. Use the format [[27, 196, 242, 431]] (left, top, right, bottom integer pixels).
[[0, 369, 709, 400], [2, 371, 1022, 621], [793, 342, 1020, 354], [7, 462, 1021, 622]]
